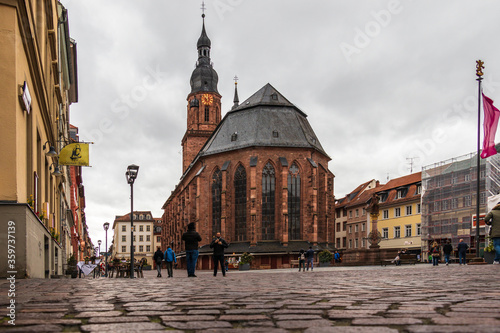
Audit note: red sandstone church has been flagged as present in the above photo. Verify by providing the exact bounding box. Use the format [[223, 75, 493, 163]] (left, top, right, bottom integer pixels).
[[161, 14, 335, 269]]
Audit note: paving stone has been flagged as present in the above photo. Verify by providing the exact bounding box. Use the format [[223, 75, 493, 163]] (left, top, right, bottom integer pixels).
[[160, 315, 216, 321], [352, 317, 422, 325], [187, 309, 221, 315], [80, 322, 165, 332], [203, 329, 288, 333], [273, 314, 323, 320], [74, 310, 123, 318], [219, 314, 269, 321], [431, 317, 500, 325], [1, 319, 81, 326], [0, 324, 64, 332], [87, 316, 150, 324], [163, 321, 232, 330], [276, 319, 333, 329], [406, 325, 500, 333], [305, 327, 398, 333], [445, 311, 500, 318]]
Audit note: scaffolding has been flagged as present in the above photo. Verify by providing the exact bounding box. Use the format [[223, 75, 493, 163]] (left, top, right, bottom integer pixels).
[[421, 152, 500, 255]]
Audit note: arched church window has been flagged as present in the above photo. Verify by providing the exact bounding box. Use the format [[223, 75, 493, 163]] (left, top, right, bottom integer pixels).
[[288, 163, 301, 240], [212, 168, 222, 234], [262, 162, 275, 240], [234, 165, 247, 241], [205, 106, 210, 122]]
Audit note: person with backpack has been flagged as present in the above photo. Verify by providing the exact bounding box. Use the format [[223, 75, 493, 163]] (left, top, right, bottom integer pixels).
[[298, 249, 306, 272], [153, 247, 164, 277], [164, 246, 177, 278]]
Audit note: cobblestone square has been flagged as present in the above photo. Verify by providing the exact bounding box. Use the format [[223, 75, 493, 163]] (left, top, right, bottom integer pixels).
[[1, 264, 500, 332]]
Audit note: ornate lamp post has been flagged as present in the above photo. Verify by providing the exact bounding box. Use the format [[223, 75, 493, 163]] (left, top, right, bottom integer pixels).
[[98, 240, 101, 258], [126, 164, 139, 278], [103, 222, 110, 277]]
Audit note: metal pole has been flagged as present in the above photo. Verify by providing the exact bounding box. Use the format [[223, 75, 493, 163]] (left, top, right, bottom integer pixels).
[[105, 229, 108, 277], [130, 183, 135, 278], [476, 60, 484, 256]]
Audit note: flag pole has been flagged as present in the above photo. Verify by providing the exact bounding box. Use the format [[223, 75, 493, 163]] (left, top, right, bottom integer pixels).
[[475, 60, 484, 256]]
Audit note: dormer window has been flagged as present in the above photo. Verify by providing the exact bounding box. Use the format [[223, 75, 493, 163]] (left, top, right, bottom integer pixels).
[[273, 130, 279, 138], [271, 93, 278, 100], [379, 192, 388, 202], [231, 132, 238, 141]]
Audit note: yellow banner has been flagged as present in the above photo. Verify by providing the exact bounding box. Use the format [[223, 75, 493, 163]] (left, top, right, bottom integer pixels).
[[59, 143, 89, 166]]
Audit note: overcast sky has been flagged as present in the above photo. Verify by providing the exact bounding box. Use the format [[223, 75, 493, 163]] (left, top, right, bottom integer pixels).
[[60, 0, 500, 249]]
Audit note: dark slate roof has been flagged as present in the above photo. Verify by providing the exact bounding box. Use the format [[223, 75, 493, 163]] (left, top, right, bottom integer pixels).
[[198, 83, 329, 158], [197, 19, 211, 48]]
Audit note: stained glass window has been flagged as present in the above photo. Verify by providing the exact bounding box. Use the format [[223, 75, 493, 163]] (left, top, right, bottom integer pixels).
[[212, 168, 222, 234], [288, 163, 301, 240], [234, 165, 247, 241], [262, 162, 275, 240]]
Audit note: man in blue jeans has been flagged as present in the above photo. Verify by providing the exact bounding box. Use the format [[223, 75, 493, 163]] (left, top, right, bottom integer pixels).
[[457, 239, 469, 266], [484, 202, 500, 264], [182, 222, 202, 277]]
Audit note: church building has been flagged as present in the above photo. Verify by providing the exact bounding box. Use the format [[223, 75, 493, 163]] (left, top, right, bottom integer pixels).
[[161, 14, 335, 269]]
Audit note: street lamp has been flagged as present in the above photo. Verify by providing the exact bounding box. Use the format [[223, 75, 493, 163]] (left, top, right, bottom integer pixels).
[[126, 164, 139, 279], [98, 240, 101, 258], [103, 222, 110, 277]]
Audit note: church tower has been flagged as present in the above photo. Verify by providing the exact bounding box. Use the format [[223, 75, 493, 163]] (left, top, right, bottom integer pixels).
[[182, 12, 221, 173]]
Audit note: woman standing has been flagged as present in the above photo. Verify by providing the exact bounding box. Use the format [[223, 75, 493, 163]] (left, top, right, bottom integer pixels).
[[298, 249, 306, 272], [430, 241, 440, 266]]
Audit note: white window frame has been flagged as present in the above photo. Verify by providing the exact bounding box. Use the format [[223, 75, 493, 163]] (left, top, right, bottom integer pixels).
[[121, 246, 126, 252], [406, 205, 412, 216], [394, 226, 401, 238], [382, 228, 388, 239], [417, 203, 421, 214], [383, 210, 389, 219], [405, 225, 412, 237], [395, 207, 401, 217], [416, 223, 421, 236], [121, 225, 126, 232], [122, 235, 126, 242]]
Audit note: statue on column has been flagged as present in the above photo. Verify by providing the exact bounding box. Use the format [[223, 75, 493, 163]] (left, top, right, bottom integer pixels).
[[366, 193, 382, 248]]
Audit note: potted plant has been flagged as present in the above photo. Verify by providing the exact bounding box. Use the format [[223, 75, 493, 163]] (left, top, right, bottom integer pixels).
[[484, 237, 495, 264], [66, 254, 78, 278], [318, 249, 333, 267], [238, 252, 253, 271]]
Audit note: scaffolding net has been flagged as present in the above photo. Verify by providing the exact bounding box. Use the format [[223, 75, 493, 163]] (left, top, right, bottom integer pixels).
[[421, 152, 500, 256]]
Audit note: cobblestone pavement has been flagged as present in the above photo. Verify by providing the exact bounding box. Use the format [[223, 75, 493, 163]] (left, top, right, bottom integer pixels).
[[1, 264, 500, 332]]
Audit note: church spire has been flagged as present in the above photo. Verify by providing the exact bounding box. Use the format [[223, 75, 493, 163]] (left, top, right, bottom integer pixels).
[[232, 75, 239, 110]]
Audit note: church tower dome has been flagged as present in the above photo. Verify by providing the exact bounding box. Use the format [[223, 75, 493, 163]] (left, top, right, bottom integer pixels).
[[190, 13, 219, 94]]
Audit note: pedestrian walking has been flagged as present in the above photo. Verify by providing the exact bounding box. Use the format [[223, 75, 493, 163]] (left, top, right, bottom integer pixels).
[[484, 202, 500, 264], [334, 251, 340, 264], [182, 222, 202, 277], [210, 232, 229, 277], [443, 240, 453, 266], [153, 247, 164, 277], [457, 238, 469, 265], [305, 246, 315, 271], [298, 249, 306, 272], [164, 246, 177, 278], [430, 241, 440, 266]]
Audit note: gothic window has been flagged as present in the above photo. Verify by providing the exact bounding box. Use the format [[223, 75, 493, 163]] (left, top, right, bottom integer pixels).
[[212, 168, 222, 234], [288, 163, 301, 240], [262, 162, 275, 240], [205, 106, 210, 122], [234, 165, 247, 241]]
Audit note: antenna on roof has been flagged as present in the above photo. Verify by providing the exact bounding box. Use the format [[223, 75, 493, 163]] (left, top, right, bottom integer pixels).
[[386, 173, 390, 181], [406, 156, 419, 174]]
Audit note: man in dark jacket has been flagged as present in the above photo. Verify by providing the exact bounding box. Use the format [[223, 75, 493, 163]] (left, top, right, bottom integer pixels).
[[182, 222, 202, 277], [443, 240, 453, 266], [210, 232, 229, 277], [153, 247, 164, 277], [485, 202, 500, 264], [306, 246, 315, 271], [457, 239, 469, 266]]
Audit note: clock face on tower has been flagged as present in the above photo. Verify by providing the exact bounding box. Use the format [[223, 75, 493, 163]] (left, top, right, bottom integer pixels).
[[202, 94, 213, 105]]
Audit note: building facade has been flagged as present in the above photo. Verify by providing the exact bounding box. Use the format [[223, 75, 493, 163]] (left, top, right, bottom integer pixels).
[[162, 15, 335, 269], [0, 0, 83, 278], [421, 152, 500, 256], [111, 211, 156, 265], [377, 172, 422, 254]]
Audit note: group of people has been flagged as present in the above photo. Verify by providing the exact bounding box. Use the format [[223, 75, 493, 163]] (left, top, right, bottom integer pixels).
[[154, 222, 230, 278], [153, 245, 178, 278], [298, 247, 315, 271], [429, 238, 470, 266]]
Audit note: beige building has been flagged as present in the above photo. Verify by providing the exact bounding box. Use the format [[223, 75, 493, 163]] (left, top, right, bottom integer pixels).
[[0, 1, 80, 278], [111, 211, 156, 265]]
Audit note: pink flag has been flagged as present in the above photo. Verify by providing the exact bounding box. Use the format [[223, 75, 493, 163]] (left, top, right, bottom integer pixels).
[[481, 93, 500, 159]]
